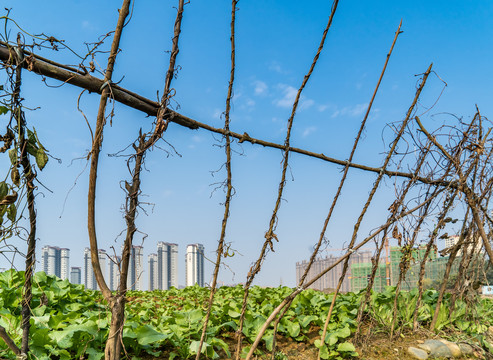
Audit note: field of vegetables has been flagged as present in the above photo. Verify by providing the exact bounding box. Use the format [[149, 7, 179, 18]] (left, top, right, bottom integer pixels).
[[0, 270, 492, 359]]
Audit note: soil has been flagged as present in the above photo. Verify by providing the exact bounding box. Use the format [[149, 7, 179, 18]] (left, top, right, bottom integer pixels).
[[138, 325, 488, 360]]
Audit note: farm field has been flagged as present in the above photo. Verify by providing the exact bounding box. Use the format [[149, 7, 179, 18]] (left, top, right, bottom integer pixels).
[[0, 270, 492, 359]]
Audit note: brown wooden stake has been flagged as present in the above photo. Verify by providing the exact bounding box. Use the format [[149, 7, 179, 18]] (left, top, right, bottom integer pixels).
[[242, 2, 340, 358], [0, 326, 20, 356], [197, 0, 236, 358], [85, 1, 131, 359], [0, 42, 462, 190]]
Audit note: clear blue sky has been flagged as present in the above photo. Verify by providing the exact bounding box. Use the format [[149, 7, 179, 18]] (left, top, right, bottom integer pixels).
[[1, 1, 492, 287]]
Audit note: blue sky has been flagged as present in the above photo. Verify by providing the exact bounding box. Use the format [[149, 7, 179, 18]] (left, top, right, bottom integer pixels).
[[1, 1, 492, 287]]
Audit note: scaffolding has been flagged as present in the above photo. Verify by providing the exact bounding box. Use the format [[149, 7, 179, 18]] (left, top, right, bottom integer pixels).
[[297, 245, 462, 292], [350, 262, 387, 292]]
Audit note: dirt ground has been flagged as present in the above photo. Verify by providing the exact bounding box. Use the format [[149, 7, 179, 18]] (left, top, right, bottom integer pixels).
[[140, 325, 489, 360]]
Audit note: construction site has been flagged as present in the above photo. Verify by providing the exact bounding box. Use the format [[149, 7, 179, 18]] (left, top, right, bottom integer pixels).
[[296, 237, 472, 293]]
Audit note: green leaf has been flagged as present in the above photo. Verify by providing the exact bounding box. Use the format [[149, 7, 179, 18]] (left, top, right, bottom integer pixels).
[[36, 148, 48, 170], [34, 271, 48, 284], [228, 309, 241, 318], [264, 333, 274, 351], [135, 325, 167, 346], [337, 342, 356, 352], [327, 333, 339, 346], [27, 129, 36, 144], [26, 141, 38, 157], [7, 204, 16, 222], [86, 347, 104, 360], [8, 149, 17, 166], [0, 106, 8, 115], [0, 182, 7, 199], [189, 340, 208, 355], [434, 303, 449, 330], [286, 321, 300, 338], [30, 328, 51, 348], [335, 325, 351, 339], [49, 329, 75, 349], [318, 345, 330, 359], [300, 315, 318, 329], [210, 337, 231, 358]]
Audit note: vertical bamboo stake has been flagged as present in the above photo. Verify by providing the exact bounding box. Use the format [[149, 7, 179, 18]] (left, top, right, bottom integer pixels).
[[85, 2, 131, 359], [238, 2, 340, 359], [87, 0, 131, 302], [196, 1, 236, 358], [11, 35, 38, 358]]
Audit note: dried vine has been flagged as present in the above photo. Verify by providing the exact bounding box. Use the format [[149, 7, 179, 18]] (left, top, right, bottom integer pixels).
[[196, 0, 237, 358], [238, 1, 340, 358]]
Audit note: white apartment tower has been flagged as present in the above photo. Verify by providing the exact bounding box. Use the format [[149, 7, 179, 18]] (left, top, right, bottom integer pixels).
[[41, 246, 70, 280], [149, 242, 178, 290], [148, 253, 158, 290], [127, 245, 144, 291], [60, 248, 70, 280], [158, 242, 178, 289], [84, 248, 107, 290], [108, 255, 121, 291], [70, 267, 81, 284], [185, 243, 204, 287]]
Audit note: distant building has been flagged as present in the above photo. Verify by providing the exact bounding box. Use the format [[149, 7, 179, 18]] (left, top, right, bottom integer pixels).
[[84, 248, 107, 290], [149, 242, 179, 290], [158, 242, 178, 289], [186, 243, 204, 287], [127, 245, 143, 290], [444, 235, 483, 256], [298, 245, 464, 293], [70, 267, 81, 284], [148, 253, 158, 290], [41, 246, 69, 280], [108, 255, 121, 291], [296, 250, 372, 292], [444, 235, 459, 249]]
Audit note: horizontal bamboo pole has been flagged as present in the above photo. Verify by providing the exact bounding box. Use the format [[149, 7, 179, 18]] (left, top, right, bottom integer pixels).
[[0, 43, 454, 188]]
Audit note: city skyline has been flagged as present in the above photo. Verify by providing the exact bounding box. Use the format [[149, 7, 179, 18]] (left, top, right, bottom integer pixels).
[[35, 242, 205, 291]]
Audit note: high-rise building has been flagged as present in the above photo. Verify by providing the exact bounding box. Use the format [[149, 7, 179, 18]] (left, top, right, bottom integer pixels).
[[84, 248, 107, 290], [108, 255, 121, 291], [185, 243, 204, 287], [148, 242, 179, 290], [70, 267, 81, 284], [127, 245, 144, 290], [167, 243, 178, 288], [60, 248, 70, 280], [148, 253, 158, 290], [151, 242, 178, 290], [41, 246, 70, 280]]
